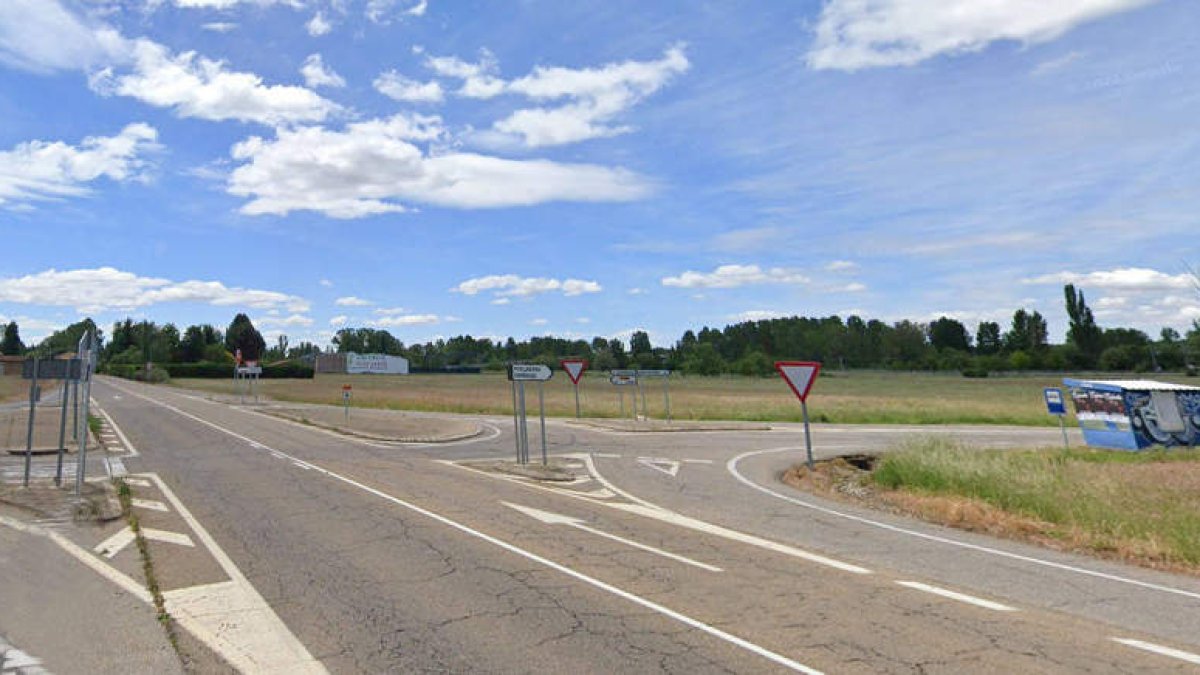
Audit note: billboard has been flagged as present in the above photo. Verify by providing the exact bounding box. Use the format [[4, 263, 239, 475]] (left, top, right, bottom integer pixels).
[[346, 353, 409, 375]]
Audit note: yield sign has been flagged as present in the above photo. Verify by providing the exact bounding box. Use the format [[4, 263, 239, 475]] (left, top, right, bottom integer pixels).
[[560, 359, 589, 385], [775, 361, 821, 402]]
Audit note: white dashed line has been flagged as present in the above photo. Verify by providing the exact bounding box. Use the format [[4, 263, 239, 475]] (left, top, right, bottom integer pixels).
[[895, 581, 1017, 612], [1111, 638, 1200, 665]]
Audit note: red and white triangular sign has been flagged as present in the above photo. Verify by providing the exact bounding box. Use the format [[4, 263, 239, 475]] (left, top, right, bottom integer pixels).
[[775, 361, 821, 402], [560, 359, 589, 385]]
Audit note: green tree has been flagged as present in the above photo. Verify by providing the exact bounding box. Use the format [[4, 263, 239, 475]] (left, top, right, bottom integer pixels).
[[928, 317, 970, 352], [36, 318, 102, 356], [975, 322, 1001, 355], [225, 313, 266, 362], [1, 321, 23, 355], [1004, 309, 1047, 353], [1064, 284, 1103, 366]]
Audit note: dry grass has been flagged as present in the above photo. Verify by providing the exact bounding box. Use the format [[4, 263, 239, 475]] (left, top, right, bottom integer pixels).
[[850, 438, 1200, 573], [0, 375, 26, 404], [164, 370, 1193, 426]]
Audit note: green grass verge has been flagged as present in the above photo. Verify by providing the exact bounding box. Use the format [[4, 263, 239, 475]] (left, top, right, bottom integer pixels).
[[872, 438, 1200, 567]]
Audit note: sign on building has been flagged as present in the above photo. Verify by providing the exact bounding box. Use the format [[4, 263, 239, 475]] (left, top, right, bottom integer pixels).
[[346, 353, 409, 375]]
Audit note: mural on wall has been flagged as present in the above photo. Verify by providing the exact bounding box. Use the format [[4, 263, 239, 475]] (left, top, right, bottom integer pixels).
[[1125, 390, 1200, 447]]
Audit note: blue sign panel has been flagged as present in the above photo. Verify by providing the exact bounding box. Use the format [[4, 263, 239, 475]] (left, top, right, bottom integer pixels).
[[1043, 387, 1066, 416]]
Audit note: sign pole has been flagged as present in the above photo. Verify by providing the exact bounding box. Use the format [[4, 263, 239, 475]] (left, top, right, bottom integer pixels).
[[1059, 416, 1069, 450], [56, 375, 69, 486], [639, 379, 647, 421], [801, 400, 814, 470], [76, 332, 95, 497], [517, 382, 529, 464], [664, 377, 671, 424], [619, 389, 624, 418], [538, 381, 548, 465], [632, 383, 639, 421], [24, 358, 39, 488], [511, 379, 521, 463], [574, 382, 581, 419]]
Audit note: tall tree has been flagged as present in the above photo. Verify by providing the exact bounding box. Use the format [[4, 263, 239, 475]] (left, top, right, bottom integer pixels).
[[928, 317, 970, 352], [225, 313, 266, 362], [1064, 284, 1103, 365], [1, 321, 23, 356], [975, 321, 1001, 355], [1004, 309, 1048, 353]]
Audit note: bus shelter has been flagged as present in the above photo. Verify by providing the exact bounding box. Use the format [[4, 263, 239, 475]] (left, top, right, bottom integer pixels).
[[1063, 378, 1200, 450]]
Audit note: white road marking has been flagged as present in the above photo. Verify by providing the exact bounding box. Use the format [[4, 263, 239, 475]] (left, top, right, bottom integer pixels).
[[94, 405, 139, 457], [445, 455, 872, 576], [0, 516, 151, 603], [108, 382, 822, 674], [141, 472, 326, 674], [637, 457, 680, 477], [124, 478, 151, 488], [0, 636, 47, 674], [95, 526, 137, 559], [895, 581, 1017, 612], [131, 498, 168, 512], [727, 446, 1200, 601], [592, 452, 622, 458], [105, 457, 128, 478], [505, 502, 723, 572], [141, 528, 194, 548], [1111, 638, 1200, 665]]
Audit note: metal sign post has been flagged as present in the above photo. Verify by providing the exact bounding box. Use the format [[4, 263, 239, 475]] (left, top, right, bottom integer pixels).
[[1044, 387, 1069, 450], [775, 361, 822, 470], [560, 359, 589, 419], [508, 364, 553, 465], [56, 375, 70, 486], [609, 371, 638, 421], [342, 384, 352, 425], [23, 358, 39, 488], [76, 331, 97, 496], [510, 380, 521, 463], [636, 370, 672, 423]]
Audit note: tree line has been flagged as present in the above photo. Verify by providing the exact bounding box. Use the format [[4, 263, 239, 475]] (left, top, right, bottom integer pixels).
[[5, 284, 1198, 376]]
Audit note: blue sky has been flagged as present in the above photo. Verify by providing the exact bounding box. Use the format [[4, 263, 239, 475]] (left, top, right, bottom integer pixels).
[[1, 0, 1197, 347]]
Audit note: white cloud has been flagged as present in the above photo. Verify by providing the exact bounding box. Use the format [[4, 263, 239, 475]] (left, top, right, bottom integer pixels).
[[627, 288, 646, 295], [576, 317, 591, 324], [1031, 50, 1085, 76], [227, 113, 650, 218], [366, 0, 428, 24], [329, 314, 348, 326], [201, 22, 238, 33], [426, 45, 689, 147], [661, 264, 810, 289], [300, 53, 345, 89], [729, 310, 788, 322], [452, 275, 603, 298], [257, 313, 313, 328], [1024, 267, 1195, 291], [173, 0, 302, 7], [828, 281, 868, 293], [808, 0, 1159, 71], [0, 124, 158, 207], [319, 279, 333, 287], [91, 38, 339, 126], [376, 313, 443, 326], [374, 71, 443, 103], [490, 298, 510, 306], [0, 0, 129, 73], [530, 318, 548, 326], [335, 296, 371, 306], [0, 267, 309, 314], [306, 12, 332, 37], [373, 307, 407, 315], [825, 260, 859, 272]]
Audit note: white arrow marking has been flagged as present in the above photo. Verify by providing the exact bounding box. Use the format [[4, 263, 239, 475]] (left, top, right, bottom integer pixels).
[[1111, 638, 1200, 665], [142, 528, 195, 548], [95, 527, 137, 559], [504, 502, 722, 572], [132, 498, 169, 512], [637, 457, 680, 477]]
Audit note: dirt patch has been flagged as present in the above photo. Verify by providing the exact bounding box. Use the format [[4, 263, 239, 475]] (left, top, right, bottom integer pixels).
[[0, 481, 122, 523], [781, 456, 1200, 576]]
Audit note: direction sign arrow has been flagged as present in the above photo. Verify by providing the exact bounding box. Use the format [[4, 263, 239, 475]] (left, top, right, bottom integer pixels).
[[775, 361, 821, 402], [636, 457, 680, 477], [503, 502, 722, 572], [509, 363, 553, 381], [560, 359, 588, 384]]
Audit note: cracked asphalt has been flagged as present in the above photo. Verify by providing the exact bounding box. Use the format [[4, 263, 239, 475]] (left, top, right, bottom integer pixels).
[[91, 377, 1200, 673]]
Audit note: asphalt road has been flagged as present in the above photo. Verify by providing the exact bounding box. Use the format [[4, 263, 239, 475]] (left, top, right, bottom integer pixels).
[[89, 377, 1200, 673]]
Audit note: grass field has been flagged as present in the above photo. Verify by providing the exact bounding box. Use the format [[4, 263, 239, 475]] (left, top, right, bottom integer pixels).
[[168, 370, 1196, 426], [866, 438, 1200, 572]]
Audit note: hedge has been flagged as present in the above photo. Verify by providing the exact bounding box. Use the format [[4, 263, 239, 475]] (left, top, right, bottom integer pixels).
[[103, 361, 314, 379]]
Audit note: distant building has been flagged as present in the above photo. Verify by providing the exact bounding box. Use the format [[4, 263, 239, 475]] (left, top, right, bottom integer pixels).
[[315, 352, 409, 375], [0, 355, 22, 376]]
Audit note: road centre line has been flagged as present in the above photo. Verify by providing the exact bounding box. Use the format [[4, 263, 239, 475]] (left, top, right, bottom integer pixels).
[[1110, 638, 1200, 665], [727, 446, 1200, 601], [106, 381, 824, 674], [895, 581, 1017, 612]]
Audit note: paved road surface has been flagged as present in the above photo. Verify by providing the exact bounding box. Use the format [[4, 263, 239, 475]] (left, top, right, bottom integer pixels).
[[83, 377, 1200, 673]]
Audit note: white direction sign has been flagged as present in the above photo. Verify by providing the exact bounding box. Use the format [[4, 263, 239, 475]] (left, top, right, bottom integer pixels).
[[637, 369, 671, 378], [775, 361, 821, 402], [509, 363, 553, 381], [610, 374, 638, 386]]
